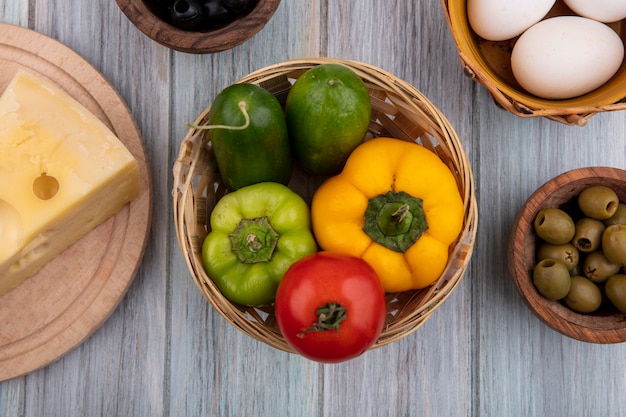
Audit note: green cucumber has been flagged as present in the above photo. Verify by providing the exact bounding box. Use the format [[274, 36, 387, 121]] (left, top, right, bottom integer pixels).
[[285, 64, 371, 176], [204, 83, 292, 191]]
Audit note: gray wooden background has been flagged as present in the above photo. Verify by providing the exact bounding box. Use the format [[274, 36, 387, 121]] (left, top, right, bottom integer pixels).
[[1, 0, 626, 416]]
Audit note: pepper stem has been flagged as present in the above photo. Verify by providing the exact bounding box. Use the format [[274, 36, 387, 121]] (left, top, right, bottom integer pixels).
[[298, 302, 347, 337], [245, 233, 263, 252], [229, 217, 279, 264], [363, 191, 428, 253], [187, 100, 251, 131], [392, 203, 409, 223]]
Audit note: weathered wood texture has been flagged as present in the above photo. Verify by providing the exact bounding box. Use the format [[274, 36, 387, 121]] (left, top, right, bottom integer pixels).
[[0, 0, 625, 416]]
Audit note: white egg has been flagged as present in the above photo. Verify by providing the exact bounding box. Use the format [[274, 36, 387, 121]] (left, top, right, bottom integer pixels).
[[564, 0, 626, 23], [467, 0, 556, 41], [511, 16, 624, 99]]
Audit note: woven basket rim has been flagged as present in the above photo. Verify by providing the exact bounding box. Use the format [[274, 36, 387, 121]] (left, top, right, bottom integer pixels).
[[441, 0, 626, 126], [173, 57, 478, 353]]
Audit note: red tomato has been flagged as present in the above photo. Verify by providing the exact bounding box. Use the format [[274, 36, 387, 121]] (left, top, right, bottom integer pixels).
[[275, 251, 386, 363]]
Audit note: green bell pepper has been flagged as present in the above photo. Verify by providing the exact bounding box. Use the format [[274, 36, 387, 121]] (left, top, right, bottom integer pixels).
[[201, 182, 317, 306]]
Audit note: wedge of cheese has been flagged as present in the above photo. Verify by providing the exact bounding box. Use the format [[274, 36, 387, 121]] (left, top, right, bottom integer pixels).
[[0, 70, 140, 296]]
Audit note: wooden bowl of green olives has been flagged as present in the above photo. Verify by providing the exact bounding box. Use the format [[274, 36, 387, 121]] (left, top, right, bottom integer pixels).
[[508, 167, 626, 344], [116, 0, 281, 53]]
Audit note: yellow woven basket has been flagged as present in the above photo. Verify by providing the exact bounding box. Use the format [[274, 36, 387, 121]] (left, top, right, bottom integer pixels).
[[172, 58, 478, 352], [442, 0, 626, 126]]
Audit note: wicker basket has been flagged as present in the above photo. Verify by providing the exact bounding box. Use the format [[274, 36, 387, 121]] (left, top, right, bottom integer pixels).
[[173, 57, 478, 352], [442, 0, 626, 126]]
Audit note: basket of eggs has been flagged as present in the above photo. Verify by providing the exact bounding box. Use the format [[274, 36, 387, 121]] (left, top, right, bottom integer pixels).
[[442, 0, 626, 126], [172, 57, 477, 362]]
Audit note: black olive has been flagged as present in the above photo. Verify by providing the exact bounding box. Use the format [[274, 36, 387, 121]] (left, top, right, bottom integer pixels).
[[221, 0, 258, 15], [170, 0, 205, 31], [144, 0, 173, 21], [202, 0, 237, 28]]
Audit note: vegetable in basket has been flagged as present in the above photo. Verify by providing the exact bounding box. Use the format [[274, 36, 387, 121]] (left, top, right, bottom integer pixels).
[[201, 182, 317, 306], [311, 137, 464, 293], [194, 83, 292, 191], [275, 251, 386, 363], [285, 63, 371, 176]]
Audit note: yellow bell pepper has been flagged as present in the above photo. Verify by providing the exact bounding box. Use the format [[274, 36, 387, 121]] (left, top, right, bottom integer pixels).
[[311, 137, 464, 292]]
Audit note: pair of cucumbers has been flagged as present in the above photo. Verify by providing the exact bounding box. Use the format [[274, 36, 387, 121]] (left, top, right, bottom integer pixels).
[[202, 64, 371, 191]]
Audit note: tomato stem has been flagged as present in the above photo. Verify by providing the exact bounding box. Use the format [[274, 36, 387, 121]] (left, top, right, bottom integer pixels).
[[298, 302, 347, 337]]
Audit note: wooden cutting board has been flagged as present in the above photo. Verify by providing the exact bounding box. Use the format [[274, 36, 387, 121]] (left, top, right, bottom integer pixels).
[[0, 23, 152, 381]]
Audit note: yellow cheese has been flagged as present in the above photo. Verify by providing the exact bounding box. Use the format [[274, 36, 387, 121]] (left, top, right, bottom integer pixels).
[[0, 70, 140, 296]]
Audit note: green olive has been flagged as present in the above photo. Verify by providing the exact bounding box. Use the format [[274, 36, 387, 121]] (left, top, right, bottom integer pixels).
[[602, 224, 626, 265], [536, 243, 579, 271], [604, 203, 626, 226], [533, 208, 575, 245], [569, 260, 584, 278], [578, 185, 619, 220], [564, 275, 602, 313], [605, 274, 626, 313], [532, 259, 571, 300], [582, 250, 620, 283], [572, 217, 605, 253]]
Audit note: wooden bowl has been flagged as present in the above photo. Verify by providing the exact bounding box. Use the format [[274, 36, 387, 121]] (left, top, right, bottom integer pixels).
[[116, 0, 281, 54], [508, 167, 626, 344], [172, 58, 478, 352], [441, 0, 626, 126]]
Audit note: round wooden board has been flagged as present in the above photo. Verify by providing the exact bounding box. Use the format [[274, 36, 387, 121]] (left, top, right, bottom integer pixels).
[[0, 23, 152, 381]]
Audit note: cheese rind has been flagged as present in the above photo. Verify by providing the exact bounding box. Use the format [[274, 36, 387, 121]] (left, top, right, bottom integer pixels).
[[0, 70, 140, 295]]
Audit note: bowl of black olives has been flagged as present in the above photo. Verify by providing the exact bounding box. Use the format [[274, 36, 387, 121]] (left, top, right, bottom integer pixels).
[[116, 0, 280, 53], [508, 167, 626, 344]]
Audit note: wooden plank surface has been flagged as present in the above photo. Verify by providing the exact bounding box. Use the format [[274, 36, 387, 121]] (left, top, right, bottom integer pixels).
[[0, 0, 625, 416]]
